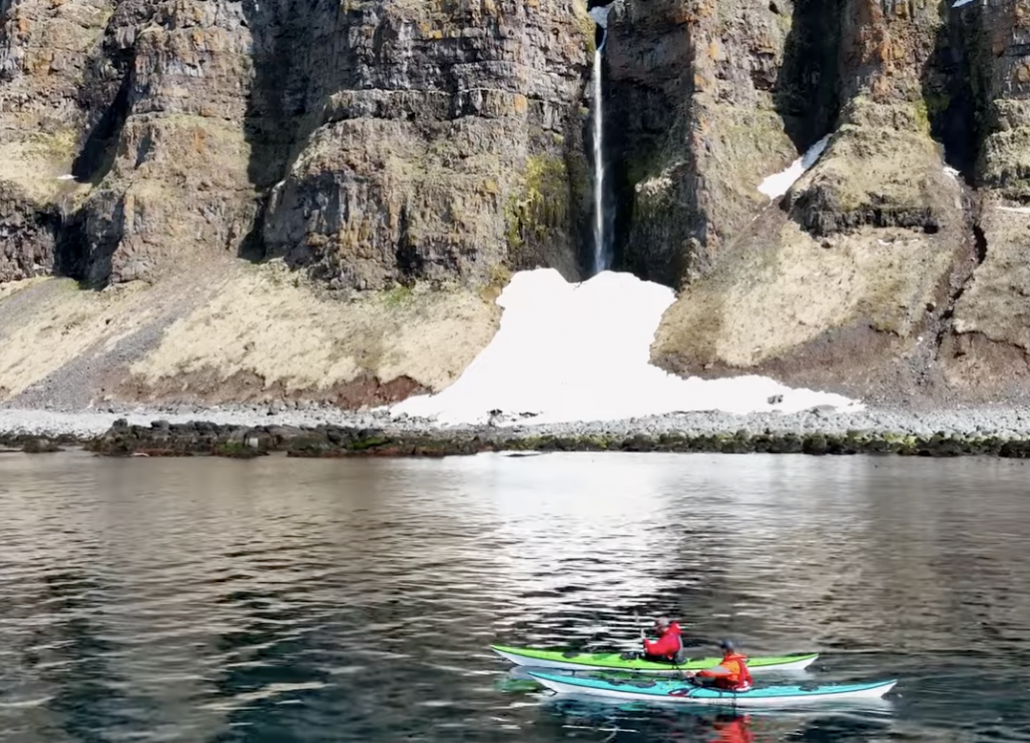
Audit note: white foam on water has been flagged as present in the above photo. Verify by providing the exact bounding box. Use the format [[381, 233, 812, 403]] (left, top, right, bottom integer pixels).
[[391, 268, 863, 426], [757, 134, 831, 199]]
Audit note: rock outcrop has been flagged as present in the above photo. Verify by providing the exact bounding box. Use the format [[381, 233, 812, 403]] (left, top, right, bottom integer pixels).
[[256, 0, 593, 289], [638, 0, 1030, 405], [940, 0, 1030, 400], [71, 416, 1030, 459], [1, 0, 595, 289]]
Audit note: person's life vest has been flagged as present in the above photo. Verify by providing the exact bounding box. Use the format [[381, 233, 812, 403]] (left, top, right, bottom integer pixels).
[[642, 622, 683, 660], [698, 652, 753, 692]]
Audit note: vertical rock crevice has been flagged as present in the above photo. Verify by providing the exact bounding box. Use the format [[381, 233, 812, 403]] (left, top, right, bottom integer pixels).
[[605, 0, 821, 289], [240, 0, 336, 191], [921, 0, 982, 183], [775, 0, 844, 152], [603, 0, 701, 288], [70, 3, 145, 190]]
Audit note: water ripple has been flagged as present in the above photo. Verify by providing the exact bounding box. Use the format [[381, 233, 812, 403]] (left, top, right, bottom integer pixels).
[[1, 453, 1029, 741]]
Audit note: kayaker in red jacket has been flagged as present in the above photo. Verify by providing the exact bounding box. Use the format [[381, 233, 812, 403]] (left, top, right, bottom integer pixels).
[[641, 616, 683, 661], [687, 639, 753, 692]]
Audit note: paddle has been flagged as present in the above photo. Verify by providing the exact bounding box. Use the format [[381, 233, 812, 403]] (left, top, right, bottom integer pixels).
[[614, 610, 645, 660]]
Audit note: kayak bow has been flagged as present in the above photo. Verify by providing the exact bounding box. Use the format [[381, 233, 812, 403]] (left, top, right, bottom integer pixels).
[[526, 670, 897, 708], [491, 645, 818, 676]]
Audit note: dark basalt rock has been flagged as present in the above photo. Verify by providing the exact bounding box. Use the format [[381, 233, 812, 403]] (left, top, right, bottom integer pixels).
[[55, 417, 1030, 460]]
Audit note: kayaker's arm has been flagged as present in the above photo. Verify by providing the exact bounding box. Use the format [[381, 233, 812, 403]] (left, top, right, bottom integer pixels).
[[688, 665, 730, 678], [697, 666, 730, 677]]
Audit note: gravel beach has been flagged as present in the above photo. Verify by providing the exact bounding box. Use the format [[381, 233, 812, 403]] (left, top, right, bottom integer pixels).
[[4, 401, 1030, 443]]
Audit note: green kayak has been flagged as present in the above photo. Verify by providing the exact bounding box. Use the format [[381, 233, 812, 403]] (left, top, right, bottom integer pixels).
[[492, 645, 818, 676]]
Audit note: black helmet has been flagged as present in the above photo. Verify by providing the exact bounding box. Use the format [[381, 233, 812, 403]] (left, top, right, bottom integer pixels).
[[719, 639, 736, 651]]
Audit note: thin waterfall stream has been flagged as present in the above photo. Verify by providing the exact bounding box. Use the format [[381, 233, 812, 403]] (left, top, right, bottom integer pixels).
[[589, 5, 611, 275]]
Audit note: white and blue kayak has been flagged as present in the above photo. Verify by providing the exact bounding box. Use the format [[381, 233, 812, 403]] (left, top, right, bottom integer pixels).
[[526, 670, 897, 708]]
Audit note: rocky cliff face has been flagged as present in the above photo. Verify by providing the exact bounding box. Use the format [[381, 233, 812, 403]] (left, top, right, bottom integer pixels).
[[3, 0, 1030, 409], [941, 0, 1030, 399], [0, 0, 593, 407], [1, 0, 594, 289], [623, 0, 1030, 406], [603, 0, 801, 285], [0, 0, 106, 282], [252, 0, 594, 289]]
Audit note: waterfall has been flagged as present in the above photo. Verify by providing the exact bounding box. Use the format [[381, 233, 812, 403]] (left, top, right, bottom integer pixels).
[[589, 5, 611, 275]]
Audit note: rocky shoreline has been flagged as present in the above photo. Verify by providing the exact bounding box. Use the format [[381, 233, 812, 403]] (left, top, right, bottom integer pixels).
[[6, 404, 1030, 458]]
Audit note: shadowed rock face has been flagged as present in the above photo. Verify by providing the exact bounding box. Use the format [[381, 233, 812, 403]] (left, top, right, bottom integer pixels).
[[937, 1, 1030, 399], [251, 0, 593, 290], [1, 0, 594, 289], [0, 0, 112, 282], [603, 0, 802, 287], [3, 0, 1030, 407]]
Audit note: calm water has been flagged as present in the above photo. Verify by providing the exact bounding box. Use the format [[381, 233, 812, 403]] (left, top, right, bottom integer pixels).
[[1, 451, 1029, 742]]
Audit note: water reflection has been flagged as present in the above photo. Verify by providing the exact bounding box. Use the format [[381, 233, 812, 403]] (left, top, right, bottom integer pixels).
[[2, 452, 1030, 741], [540, 695, 899, 743]]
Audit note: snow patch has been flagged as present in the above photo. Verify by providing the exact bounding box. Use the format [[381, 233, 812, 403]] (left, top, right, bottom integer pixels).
[[390, 268, 863, 426], [997, 205, 1030, 214], [944, 166, 960, 180], [758, 135, 831, 199], [952, 0, 975, 7]]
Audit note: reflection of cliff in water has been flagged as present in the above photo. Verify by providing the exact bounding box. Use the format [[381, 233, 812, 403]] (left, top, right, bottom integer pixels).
[[32, 570, 133, 741], [646, 456, 879, 651], [452, 453, 687, 650], [647, 455, 1030, 664]]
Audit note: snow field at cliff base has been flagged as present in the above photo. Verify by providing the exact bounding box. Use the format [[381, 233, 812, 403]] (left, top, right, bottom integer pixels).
[[391, 133, 860, 427], [391, 268, 862, 427]]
